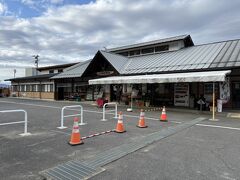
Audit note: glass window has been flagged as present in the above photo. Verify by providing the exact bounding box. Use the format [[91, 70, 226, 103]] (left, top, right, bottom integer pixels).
[[129, 50, 140, 56], [49, 70, 54, 74], [141, 47, 154, 54], [36, 85, 40, 92], [41, 84, 46, 92], [155, 45, 169, 52], [32, 85, 36, 92], [26, 85, 30, 92], [50, 84, 53, 92], [20, 85, 25, 92], [12, 85, 19, 91], [58, 69, 63, 73], [118, 52, 129, 56]]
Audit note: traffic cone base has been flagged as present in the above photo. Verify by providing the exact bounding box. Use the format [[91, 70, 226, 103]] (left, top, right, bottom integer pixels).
[[68, 141, 84, 146], [115, 112, 126, 133], [137, 124, 148, 128], [137, 109, 148, 128], [115, 129, 126, 133], [69, 117, 84, 146], [160, 106, 168, 122]]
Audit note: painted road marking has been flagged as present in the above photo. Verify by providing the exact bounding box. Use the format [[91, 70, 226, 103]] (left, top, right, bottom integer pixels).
[[1, 100, 240, 132], [196, 124, 240, 131], [0, 100, 181, 123]]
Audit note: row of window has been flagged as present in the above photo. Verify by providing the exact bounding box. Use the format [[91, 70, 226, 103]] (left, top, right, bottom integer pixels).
[[13, 84, 54, 92], [49, 69, 63, 74], [119, 45, 169, 57]]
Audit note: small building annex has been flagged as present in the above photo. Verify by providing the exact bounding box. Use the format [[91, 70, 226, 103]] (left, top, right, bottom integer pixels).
[[7, 35, 240, 109]]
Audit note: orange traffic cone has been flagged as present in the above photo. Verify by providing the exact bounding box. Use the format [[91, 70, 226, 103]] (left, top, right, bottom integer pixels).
[[137, 109, 148, 128], [115, 111, 126, 133], [69, 117, 84, 145], [160, 106, 168, 122]]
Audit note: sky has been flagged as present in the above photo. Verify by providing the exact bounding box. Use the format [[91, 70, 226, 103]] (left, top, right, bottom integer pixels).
[[0, 0, 240, 83]]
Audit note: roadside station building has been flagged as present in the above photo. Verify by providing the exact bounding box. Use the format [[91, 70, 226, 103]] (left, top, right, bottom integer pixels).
[[7, 35, 240, 109], [7, 63, 77, 99]]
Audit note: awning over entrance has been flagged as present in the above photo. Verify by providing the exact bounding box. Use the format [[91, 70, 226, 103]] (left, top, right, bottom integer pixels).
[[89, 70, 231, 85]]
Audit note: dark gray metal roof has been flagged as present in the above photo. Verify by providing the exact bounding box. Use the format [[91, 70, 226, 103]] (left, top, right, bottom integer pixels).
[[107, 34, 192, 52], [6, 73, 58, 81], [121, 39, 240, 74], [51, 38, 240, 80], [51, 60, 91, 79], [209, 40, 240, 68], [100, 50, 129, 72], [37, 62, 78, 71]]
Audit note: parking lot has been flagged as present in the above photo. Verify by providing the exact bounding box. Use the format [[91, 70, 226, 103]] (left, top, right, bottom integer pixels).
[[0, 98, 240, 180]]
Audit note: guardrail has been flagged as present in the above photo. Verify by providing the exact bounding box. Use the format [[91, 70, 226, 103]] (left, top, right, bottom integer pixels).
[[102, 102, 118, 121], [0, 109, 31, 136], [58, 105, 86, 129]]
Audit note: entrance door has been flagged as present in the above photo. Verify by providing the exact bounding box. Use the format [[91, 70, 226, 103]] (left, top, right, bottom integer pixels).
[[110, 85, 122, 102], [58, 87, 64, 100], [232, 82, 240, 108]]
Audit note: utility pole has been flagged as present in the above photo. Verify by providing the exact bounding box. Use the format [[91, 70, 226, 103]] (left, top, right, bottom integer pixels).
[[33, 55, 39, 75], [13, 69, 16, 78], [33, 55, 39, 68]]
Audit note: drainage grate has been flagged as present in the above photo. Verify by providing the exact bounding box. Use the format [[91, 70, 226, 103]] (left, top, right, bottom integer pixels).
[[84, 117, 205, 168], [40, 117, 205, 179], [41, 161, 104, 180]]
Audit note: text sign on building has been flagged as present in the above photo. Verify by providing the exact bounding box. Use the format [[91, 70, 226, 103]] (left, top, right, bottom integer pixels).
[[96, 71, 114, 76]]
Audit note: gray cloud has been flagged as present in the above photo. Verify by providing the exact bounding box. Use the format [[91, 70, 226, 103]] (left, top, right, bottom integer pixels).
[[0, 0, 240, 81]]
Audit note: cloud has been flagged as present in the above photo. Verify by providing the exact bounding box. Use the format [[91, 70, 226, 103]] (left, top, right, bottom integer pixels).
[[0, 0, 240, 81], [48, 0, 64, 4], [0, 2, 7, 15]]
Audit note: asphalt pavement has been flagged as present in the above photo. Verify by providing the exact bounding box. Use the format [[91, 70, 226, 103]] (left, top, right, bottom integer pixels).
[[0, 98, 240, 180]]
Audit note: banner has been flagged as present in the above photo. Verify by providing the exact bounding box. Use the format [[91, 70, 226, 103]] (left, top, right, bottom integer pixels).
[[219, 78, 230, 103]]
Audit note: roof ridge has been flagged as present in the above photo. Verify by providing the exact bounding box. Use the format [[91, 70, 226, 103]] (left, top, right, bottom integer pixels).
[[64, 59, 92, 71], [100, 50, 129, 59], [194, 38, 240, 47], [107, 34, 190, 51]]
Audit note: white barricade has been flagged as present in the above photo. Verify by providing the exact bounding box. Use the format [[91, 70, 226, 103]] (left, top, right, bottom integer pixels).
[[0, 109, 31, 136], [102, 102, 118, 121], [58, 105, 86, 129]]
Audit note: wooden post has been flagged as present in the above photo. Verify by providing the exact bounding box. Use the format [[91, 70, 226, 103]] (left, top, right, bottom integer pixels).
[[210, 82, 218, 121], [212, 82, 215, 120]]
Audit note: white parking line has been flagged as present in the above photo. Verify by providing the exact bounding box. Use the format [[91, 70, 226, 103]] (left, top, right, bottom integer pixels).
[[0, 100, 181, 123], [196, 124, 240, 131], [2, 100, 240, 131], [0, 100, 60, 109]]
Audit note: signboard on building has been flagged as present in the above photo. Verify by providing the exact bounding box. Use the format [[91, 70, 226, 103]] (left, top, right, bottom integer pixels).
[[174, 83, 189, 107], [96, 71, 114, 76]]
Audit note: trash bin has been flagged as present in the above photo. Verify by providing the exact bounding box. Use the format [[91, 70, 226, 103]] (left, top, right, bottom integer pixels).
[[217, 99, 223, 112]]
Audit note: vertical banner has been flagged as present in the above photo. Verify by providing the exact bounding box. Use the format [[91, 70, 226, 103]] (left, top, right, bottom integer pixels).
[[219, 77, 230, 103]]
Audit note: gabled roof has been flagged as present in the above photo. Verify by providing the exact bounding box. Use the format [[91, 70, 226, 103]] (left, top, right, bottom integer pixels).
[[51, 60, 91, 79], [51, 38, 240, 80], [107, 34, 193, 52], [100, 50, 129, 72]]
